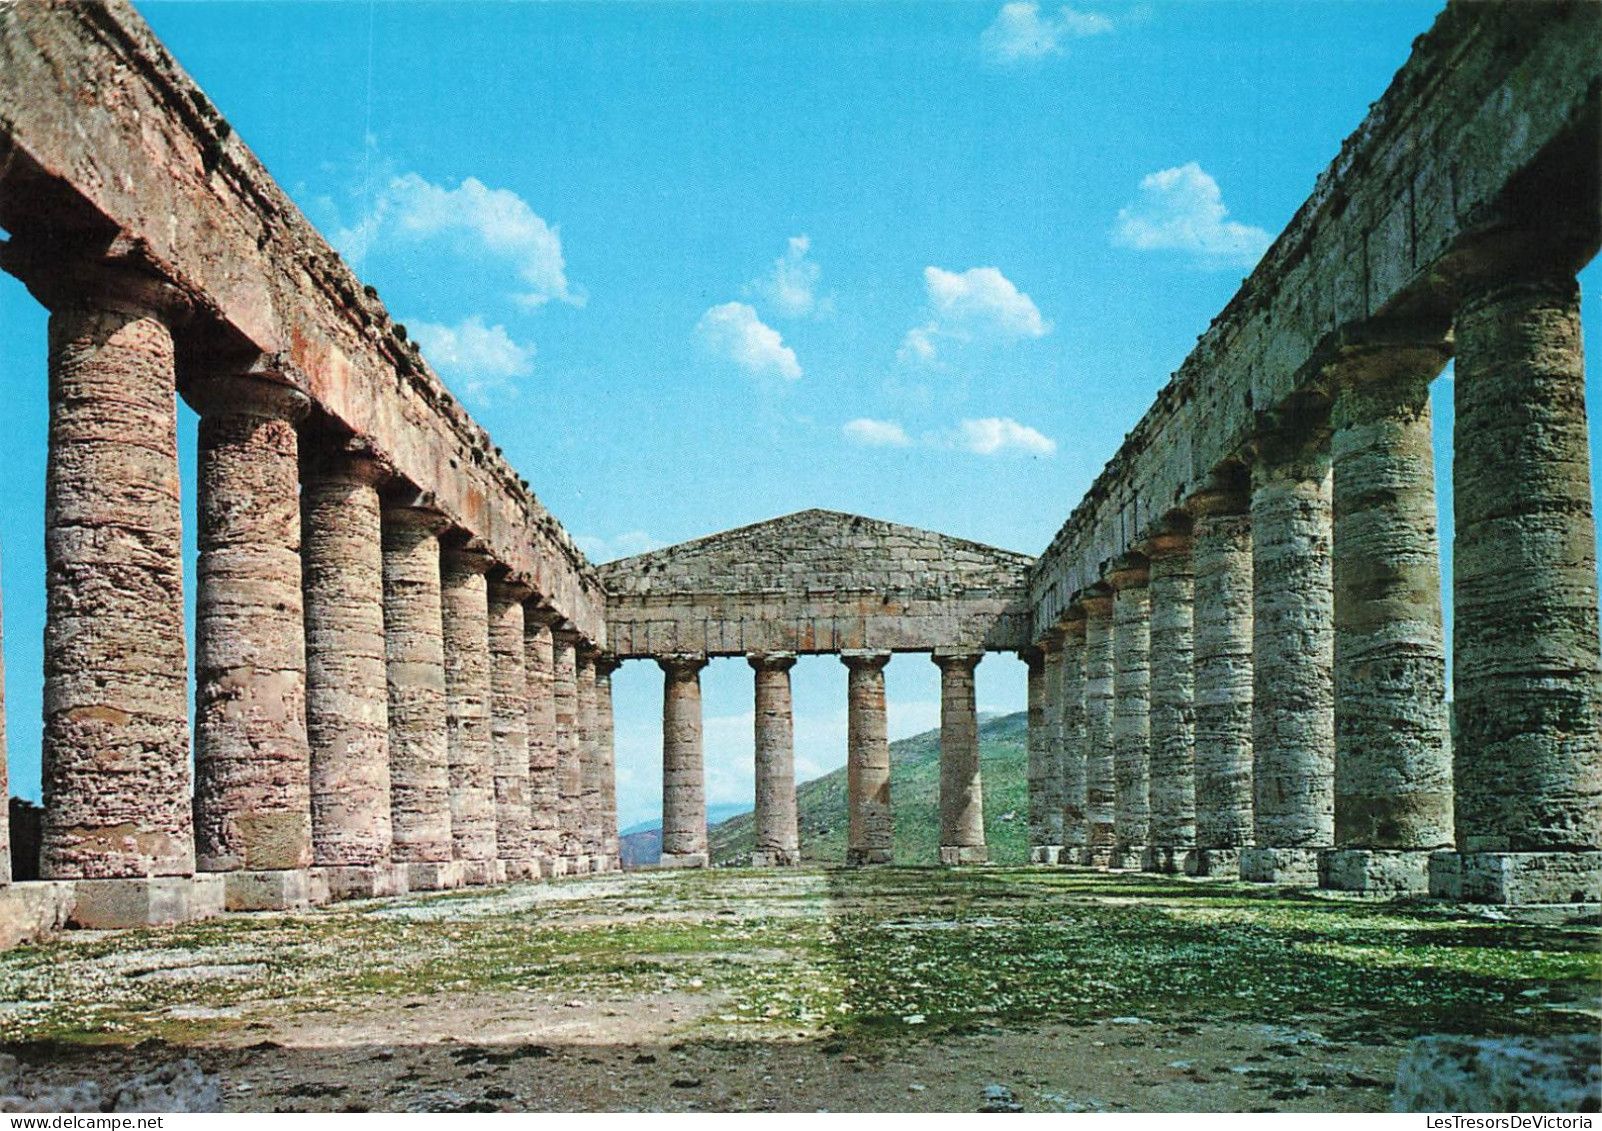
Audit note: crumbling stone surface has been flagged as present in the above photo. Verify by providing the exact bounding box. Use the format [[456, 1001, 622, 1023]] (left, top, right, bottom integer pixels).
[[442, 548, 497, 869], [594, 658, 622, 868], [552, 634, 582, 862], [1109, 566, 1151, 868], [659, 655, 710, 866], [751, 653, 800, 866], [844, 651, 893, 866], [0, 1055, 221, 1113], [524, 615, 561, 867], [1145, 536, 1195, 867], [1079, 596, 1115, 864], [1392, 1035, 1601, 1114], [487, 581, 532, 873], [936, 653, 985, 864]]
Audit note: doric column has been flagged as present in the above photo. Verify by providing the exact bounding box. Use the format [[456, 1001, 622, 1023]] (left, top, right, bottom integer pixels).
[[488, 578, 534, 881], [441, 545, 498, 885], [1437, 271, 1601, 905], [1143, 530, 1196, 873], [1109, 559, 1151, 869], [40, 291, 194, 919], [1243, 411, 1335, 885], [659, 653, 710, 868], [595, 656, 622, 872], [1324, 348, 1453, 895], [1188, 478, 1254, 877], [843, 650, 893, 865], [936, 651, 986, 865], [750, 652, 801, 867], [188, 372, 315, 912], [1058, 615, 1088, 857], [524, 610, 562, 876], [1024, 644, 1052, 863], [552, 630, 584, 870], [303, 443, 399, 900], [382, 500, 454, 890], [1079, 593, 1116, 865], [576, 648, 602, 869]]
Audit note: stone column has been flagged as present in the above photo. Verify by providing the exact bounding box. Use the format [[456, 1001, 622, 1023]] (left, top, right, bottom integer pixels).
[[1437, 272, 1601, 905], [40, 293, 197, 924], [303, 444, 400, 900], [0, 547, 8, 886], [936, 651, 986, 865], [1109, 559, 1151, 870], [1144, 531, 1196, 874], [488, 578, 534, 881], [1024, 645, 1052, 863], [1188, 479, 1254, 878], [659, 653, 710, 868], [1059, 616, 1088, 858], [552, 630, 585, 871], [441, 545, 498, 885], [1243, 413, 1335, 885], [525, 610, 562, 876], [576, 649, 602, 870], [843, 650, 893, 865], [382, 501, 454, 890], [1324, 350, 1453, 895], [188, 373, 315, 912], [595, 657, 622, 872], [750, 652, 801, 867], [1079, 593, 1116, 865]]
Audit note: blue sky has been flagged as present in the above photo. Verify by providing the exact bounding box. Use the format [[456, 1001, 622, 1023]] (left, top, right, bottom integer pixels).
[[2, 1, 1598, 831]]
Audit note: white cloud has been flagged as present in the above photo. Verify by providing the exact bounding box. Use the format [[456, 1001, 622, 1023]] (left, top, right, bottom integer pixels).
[[696, 301, 803, 380], [753, 235, 829, 319], [843, 418, 912, 448], [958, 416, 1058, 456], [981, 2, 1114, 65], [1112, 162, 1271, 268], [573, 531, 665, 564], [331, 172, 582, 308], [897, 323, 940, 365], [900, 266, 1050, 364], [410, 316, 534, 403]]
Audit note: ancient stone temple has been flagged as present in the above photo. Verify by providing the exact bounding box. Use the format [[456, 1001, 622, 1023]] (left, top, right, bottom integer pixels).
[[0, 0, 1598, 946]]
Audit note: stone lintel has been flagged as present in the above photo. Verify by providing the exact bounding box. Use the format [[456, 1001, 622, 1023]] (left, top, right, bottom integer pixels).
[[1240, 847, 1324, 886], [1429, 851, 1602, 906], [1318, 848, 1433, 896], [939, 845, 988, 866], [658, 852, 709, 870], [225, 869, 318, 912]]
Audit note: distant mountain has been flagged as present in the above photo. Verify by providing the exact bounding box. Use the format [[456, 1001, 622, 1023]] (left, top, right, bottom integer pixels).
[[619, 802, 754, 868]]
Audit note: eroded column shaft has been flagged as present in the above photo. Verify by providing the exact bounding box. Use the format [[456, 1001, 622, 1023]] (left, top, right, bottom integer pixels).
[[552, 633, 583, 865], [1080, 596, 1116, 865], [595, 659, 621, 871], [1059, 621, 1088, 854], [42, 303, 192, 880], [1145, 539, 1196, 873], [1025, 646, 1051, 861], [937, 652, 986, 865], [303, 450, 392, 874], [524, 614, 561, 872], [488, 582, 532, 878], [1111, 569, 1151, 868], [844, 651, 893, 865], [442, 548, 496, 880], [0, 556, 9, 885], [659, 654, 710, 867], [577, 651, 602, 864], [751, 653, 800, 866]]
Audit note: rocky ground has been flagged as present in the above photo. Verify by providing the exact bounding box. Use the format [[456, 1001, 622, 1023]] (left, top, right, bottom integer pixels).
[[0, 868, 1595, 1112]]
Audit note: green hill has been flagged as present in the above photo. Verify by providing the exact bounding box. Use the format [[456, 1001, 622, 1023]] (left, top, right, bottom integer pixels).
[[709, 710, 1029, 866]]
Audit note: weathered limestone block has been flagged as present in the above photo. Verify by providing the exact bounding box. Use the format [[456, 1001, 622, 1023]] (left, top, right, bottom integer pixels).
[[524, 611, 562, 875], [936, 652, 986, 865], [1058, 617, 1088, 855], [1144, 532, 1195, 874], [1188, 483, 1254, 878], [552, 631, 584, 869], [0, 882, 76, 948], [659, 653, 710, 868], [576, 650, 603, 866], [1109, 561, 1151, 869], [1438, 274, 1601, 904], [442, 546, 497, 883], [750, 653, 801, 867], [488, 579, 533, 880], [595, 657, 622, 871], [1393, 1035, 1601, 1114], [41, 299, 192, 881], [1040, 642, 1065, 858], [1324, 353, 1453, 895], [303, 445, 394, 891], [382, 503, 454, 889], [1243, 418, 1334, 886], [844, 651, 894, 865], [1024, 646, 1051, 862], [1079, 594, 1116, 865], [188, 373, 314, 909]]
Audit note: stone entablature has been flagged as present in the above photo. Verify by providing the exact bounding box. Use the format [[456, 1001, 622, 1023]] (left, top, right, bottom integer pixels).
[[601, 509, 1034, 657]]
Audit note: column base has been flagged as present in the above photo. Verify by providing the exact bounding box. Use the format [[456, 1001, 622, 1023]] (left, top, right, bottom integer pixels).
[[1109, 844, 1146, 870], [538, 856, 567, 879], [501, 859, 539, 883], [1429, 850, 1602, 905], [1240, 847, 1324, 886], [1, 881, 77, 947], [750, 851, 801, 867], [1029, 845, 1064, 865], [658, 852, 709, 869], [939, 845, 988, 866], [454, 860, 499, 887], [404, 861, 461, 891], [846, 847, 893, 866], [564, 854, 592, 874], [1077, 846, 1113, 867], [1318, 848, 1435, 895], [312, 864, 410, 902], [1186, 847, 1243, 878], [64, 875, 225, 930], [1142, 845, 1192, 874], [222, 869, 318, 912]]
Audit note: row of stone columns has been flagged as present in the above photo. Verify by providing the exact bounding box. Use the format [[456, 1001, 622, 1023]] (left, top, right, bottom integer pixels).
[[650, 647, 991, 868], [4, 280, 618, 920], [1028, 268, 1600, 904]]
